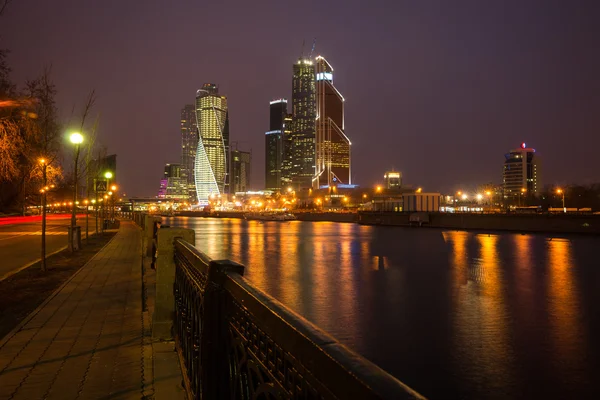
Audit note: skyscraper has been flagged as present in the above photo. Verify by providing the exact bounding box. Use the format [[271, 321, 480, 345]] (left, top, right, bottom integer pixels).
[[290, 58, 316, 189], [503, 142, 541, 203], [194, 83, 230, 205], [231, 149, 251, 193], [181, 104, 197, 202], [158, 163, 188, 199], [315, 56, 351, 188], [265, 99, 287, 191]]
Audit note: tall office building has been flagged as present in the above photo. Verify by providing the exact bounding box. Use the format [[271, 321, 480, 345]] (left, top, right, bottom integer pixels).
[[265, 99, 288, 191], [281, 113, 293, 189], [158, 163, 188, 199], [503, 143, 541, 202], [290, 58, 316, 189], [231, 149, 251, 193], [194, 83, 230, 205], [180, 104, 197, 202], [314, 56, 351, 188]]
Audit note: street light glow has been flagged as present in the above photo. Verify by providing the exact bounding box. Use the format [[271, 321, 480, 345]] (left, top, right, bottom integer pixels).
[[69, 132, 84, 144], [104, 171, 113, 179]]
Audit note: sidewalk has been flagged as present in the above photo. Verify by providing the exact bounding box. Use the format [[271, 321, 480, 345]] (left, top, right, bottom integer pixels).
[[0, 221, 151, 400]]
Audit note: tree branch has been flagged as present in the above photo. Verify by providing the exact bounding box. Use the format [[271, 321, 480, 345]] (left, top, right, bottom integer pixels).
[[0, 0, 13, 16]]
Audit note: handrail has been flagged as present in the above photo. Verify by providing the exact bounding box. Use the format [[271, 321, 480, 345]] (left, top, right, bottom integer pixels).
[[173, 238, 425, 399]]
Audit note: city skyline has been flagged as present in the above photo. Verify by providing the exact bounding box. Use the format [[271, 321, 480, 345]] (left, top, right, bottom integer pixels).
[[2, 1, 599, 196]]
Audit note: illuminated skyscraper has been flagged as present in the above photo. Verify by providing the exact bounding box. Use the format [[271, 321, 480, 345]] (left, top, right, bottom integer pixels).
[[180, 104, 197, 202], [265, 99, 287, 191], [503, 142, 541, 203], [194, 83, 230, 205], [231, 149, 251, 193], [315, 56, 351, 188], [281, 113, 293, 189], [290, 58, 316, 189]]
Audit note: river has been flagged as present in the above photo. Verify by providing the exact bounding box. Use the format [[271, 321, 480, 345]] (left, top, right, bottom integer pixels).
[[163, 217, 600, 399]]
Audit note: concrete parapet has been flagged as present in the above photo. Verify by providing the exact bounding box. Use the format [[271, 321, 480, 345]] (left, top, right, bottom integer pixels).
[[152, 227, 195, 341], [144, 215, 162, 257]]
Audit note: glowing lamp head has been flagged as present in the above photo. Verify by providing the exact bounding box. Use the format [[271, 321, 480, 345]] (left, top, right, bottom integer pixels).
[[104, 171, 113, 179], [70, 132, 84, 144]]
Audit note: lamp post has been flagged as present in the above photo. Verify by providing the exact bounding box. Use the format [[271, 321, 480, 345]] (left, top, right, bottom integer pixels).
[[69, 132, 84, 252], [104, 171, 113, 227], [39, 159, 48, 272], [556, 188, 565, 212]]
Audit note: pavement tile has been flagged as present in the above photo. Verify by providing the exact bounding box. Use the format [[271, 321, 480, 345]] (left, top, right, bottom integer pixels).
[[0, 222, 146, 400]]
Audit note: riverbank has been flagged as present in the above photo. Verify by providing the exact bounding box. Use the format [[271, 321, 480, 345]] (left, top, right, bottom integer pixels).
[[358, 211, 600, 235]]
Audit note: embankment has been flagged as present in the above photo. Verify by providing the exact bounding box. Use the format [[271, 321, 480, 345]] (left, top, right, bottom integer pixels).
[[358, 212, 600, 235]]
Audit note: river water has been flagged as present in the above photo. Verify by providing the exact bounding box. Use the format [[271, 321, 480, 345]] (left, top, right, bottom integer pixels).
[[163, 217, 600, 399]]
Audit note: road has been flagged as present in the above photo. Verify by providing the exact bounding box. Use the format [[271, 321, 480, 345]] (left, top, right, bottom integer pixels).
[[0, 214, 92, 280]]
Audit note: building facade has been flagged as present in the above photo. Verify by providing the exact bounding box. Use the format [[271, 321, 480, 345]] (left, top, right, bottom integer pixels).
[[265, 99, 288, 192], [314, 56, 351, 188], [290, 58, 316, 189], [231, 150, 251, 193], [194, 83, 230, 205], [384, 170, 402, 189], [503, 143, 540, 203], [158, 163, 188, 200], [180, 104, 198, 202]]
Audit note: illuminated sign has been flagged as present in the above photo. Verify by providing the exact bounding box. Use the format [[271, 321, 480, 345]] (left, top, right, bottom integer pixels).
[[316, 72, 333, 81], [269, 99, 287, 105], [521, 142, 527, 149]]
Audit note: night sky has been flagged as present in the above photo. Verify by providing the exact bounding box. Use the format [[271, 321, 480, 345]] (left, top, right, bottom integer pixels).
[[2, 0, 599, 197]]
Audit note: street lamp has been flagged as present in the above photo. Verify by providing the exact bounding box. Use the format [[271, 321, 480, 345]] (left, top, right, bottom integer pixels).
[[39, 158, 49, 271], [556, 188, 565, 212], [519, 188, 527, 207], [69, 132, 83, 251]]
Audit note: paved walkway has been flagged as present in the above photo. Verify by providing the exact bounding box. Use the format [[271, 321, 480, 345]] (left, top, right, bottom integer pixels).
[[0, 221, 150, 400]]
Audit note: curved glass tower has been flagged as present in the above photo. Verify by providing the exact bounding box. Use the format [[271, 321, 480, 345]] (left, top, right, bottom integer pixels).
[[194, 83, 229, 206], [315, 56, 351, 188]]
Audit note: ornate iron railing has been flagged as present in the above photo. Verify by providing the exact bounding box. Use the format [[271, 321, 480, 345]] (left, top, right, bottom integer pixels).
[[173, 238, 425, 400]]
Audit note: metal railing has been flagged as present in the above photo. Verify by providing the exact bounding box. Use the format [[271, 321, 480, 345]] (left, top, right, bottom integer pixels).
[[173, 239, 425, 399]]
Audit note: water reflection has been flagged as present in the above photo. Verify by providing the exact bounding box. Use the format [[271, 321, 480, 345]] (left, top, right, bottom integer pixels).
[[546, 239, 588, 391], [163, 217, 598, 399]]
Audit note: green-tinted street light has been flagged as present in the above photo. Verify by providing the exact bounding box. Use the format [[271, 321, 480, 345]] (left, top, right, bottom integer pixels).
[[70, 132, 84, 144], [104, 171, 113, 179]]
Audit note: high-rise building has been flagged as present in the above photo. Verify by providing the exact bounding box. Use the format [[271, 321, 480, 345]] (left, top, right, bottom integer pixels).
[[231, 149, 251, 193], [158, 163, 188, 199], [265, 99, 288, 191], [290, 58, 316, 189], [194, 83, 230, 205], [503, 142, 541, 202], [281, 113, 293, 189], [315, 56, 351, 188], [384, 170, 402, 189], [181, 104, 198, 202]]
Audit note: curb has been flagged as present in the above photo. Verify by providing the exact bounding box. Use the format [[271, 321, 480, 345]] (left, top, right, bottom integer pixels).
[[0, 230, 120, 350], [0, 246, 67, 283]]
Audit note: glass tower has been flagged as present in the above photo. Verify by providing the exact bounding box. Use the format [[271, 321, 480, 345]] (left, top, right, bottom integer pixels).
[[194, 83, 230, 206], [265, 99, 287, 192], [180, 104, 198, 202], [315, 56, 351, 188], [290, 58, 316, 189]]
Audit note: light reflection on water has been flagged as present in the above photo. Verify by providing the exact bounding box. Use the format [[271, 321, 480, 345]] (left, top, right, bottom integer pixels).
[[164, 217, 599, 399]]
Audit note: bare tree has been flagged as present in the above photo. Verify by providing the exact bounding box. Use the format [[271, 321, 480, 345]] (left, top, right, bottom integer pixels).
[[0, 0, 12, 16]]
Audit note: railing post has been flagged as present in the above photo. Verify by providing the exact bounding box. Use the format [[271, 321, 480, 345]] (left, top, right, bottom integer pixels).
[[201, 259, 244, 399], [153, 227, 195, 340]]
